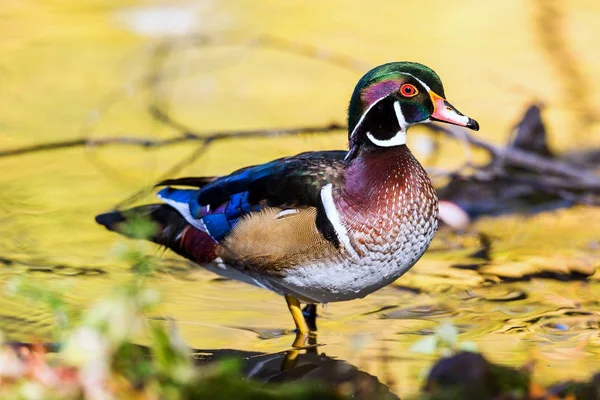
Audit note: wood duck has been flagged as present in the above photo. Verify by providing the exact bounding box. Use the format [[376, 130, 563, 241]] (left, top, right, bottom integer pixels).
[[96, 62, 479, 340]]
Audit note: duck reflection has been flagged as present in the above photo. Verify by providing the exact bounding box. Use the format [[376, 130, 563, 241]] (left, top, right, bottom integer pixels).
[[193, 334, 398, 400]]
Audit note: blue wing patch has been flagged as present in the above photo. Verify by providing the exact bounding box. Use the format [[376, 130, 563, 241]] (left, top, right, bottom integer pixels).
[[156, 150, 347, 242], [157, 187, 261, 242]]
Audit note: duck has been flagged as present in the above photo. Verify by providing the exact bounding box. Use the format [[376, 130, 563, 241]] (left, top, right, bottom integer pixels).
[[96, 61, 479, 341]]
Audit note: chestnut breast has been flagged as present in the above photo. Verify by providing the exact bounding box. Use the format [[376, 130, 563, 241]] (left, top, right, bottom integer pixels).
[[338, 145, 438, 261]]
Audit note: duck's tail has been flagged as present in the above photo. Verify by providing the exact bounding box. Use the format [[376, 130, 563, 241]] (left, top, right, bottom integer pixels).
[[95, 204, 186, 251], [95, 205, 217, 263]]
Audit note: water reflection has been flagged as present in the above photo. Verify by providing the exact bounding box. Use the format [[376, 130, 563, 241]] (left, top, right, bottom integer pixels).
[[1, 244, 599, 392], [194, 340, 399, 400]]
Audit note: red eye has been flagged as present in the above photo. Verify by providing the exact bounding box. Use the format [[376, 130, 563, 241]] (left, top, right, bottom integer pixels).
[[400, 83, 418, 97]]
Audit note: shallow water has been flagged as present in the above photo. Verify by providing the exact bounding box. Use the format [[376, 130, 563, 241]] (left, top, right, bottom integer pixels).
[[1, 1, 600, 397]]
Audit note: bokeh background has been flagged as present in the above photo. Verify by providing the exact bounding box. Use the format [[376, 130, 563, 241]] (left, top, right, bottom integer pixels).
[[1, 1, 600, 397]]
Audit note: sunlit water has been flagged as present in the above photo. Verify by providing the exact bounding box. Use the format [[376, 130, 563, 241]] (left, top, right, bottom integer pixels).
[[1, 1, 599, 397]]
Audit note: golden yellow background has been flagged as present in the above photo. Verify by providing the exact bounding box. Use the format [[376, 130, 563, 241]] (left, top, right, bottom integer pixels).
[[1, 1, 599, 396]]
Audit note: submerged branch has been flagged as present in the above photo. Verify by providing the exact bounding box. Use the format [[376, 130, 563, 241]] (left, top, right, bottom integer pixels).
[[425, 123, 600, 187]]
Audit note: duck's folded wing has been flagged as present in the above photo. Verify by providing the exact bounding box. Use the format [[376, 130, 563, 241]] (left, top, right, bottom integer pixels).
[[156, 150, 347, 243]]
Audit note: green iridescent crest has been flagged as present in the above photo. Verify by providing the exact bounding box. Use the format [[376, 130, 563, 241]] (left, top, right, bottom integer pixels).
[[348, 62, 446, 133]]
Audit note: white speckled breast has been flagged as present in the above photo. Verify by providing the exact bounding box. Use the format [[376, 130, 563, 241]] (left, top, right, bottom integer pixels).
[[263, 145, 438, 303]]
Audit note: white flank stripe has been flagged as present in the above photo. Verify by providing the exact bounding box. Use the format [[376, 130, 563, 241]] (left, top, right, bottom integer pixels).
[[320, 184, 359, 259], [157, 193, 209, 233]]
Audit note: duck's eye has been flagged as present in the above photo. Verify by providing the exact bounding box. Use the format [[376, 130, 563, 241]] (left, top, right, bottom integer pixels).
[[399, 84, 418, 97]]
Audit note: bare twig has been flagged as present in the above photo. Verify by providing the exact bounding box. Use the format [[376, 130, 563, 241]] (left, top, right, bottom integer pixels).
[[139, 33, 369, 184], [159, 33, 370, 76], [80, 33, 369, 135], [0, 123, 345, 159], [0, 139, 88, 158], [111, 121, 343, 209], [112, 141, 213, 210]]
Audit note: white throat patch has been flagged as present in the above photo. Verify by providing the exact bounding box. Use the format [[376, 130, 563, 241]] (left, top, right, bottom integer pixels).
[[366, 131, 406, 147], [365, 101, 407, 147]]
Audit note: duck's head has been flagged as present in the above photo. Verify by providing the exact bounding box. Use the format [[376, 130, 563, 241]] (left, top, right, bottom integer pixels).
[[347, 62, 479, 159]]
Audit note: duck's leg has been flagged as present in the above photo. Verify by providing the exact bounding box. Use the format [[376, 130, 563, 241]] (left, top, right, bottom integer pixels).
[[285, 294, 309, 336], [302, 304, 318, 332], [282, 300, 319, 371]]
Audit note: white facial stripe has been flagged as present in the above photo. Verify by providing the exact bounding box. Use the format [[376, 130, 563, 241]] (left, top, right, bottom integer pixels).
[[364, 101, 407, 147], [393, 101, 407, 130], [349, 95, 388, 139], [360, 101, 408, 147], [347, 95, 399, 159], [352, 72, 432, 145], [366, 131, 406, 147], [320, 184, 359, 259], [351, 77, 429, 151], [351, 73, 426, 141], [399, 72, 432, 93]]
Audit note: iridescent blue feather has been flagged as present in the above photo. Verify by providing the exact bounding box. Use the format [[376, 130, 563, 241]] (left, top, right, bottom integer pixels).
[[156, 150, 347, 243]]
